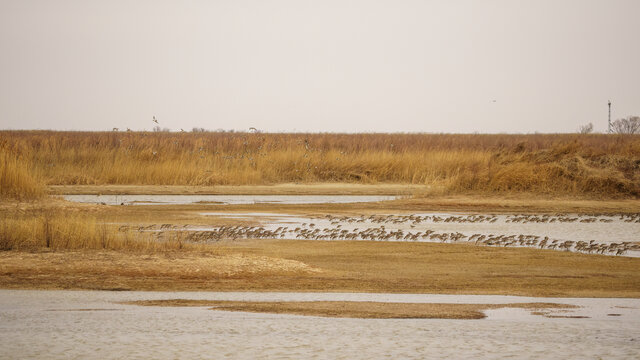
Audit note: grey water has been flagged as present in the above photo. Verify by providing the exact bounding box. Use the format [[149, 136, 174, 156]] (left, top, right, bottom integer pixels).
[[1, 290, 638, 359], [198, 212, 640, 257], [63, 194, 398, 205]]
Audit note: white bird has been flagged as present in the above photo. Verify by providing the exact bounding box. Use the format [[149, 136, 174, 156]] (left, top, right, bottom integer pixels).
[[249, 127, 257, 132], [153, 116, 159, 124]]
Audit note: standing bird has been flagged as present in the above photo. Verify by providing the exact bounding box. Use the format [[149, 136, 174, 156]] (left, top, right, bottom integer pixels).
[[153, 116, 159, 124]]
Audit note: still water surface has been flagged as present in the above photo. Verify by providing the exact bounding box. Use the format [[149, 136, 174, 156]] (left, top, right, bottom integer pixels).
[[62, 194, 398, 205], [199, 212, 640, 257], [1, 290, 638, 359]]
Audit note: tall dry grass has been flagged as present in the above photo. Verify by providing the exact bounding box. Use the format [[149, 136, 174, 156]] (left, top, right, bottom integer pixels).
[[0, 142, 199, 253], [0, 209, 192, 251], [1, 131, 638, 197], [0, 147, 45, 200]]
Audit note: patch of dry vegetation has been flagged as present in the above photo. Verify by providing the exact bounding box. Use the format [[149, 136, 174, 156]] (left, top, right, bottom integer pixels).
[[2, 131, 638, 198], [0, 146, 202, 252], [0, 147, 45, 200], [124, 299, 576, 319], [0, 251, 319, 291], [0, 196, 200, 252], [451, 140, 640, 197], [0, 209, 193, 251]]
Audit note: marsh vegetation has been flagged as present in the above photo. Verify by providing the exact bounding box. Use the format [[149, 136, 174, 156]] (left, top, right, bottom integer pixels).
[[2, 131, 639, 197], [1, 132, 639, 297]]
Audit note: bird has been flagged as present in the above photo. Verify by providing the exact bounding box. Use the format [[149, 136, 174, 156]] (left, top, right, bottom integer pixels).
[[153, 116, 159, 124], [249, 127, 257, 133]]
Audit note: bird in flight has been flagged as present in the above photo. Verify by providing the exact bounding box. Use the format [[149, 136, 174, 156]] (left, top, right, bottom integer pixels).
[[249, 127, 258, 132], [153, 116, 159, 124]]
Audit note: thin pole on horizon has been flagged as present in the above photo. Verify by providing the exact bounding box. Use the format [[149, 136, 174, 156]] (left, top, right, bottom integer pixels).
[[608, 100, 612, 133]]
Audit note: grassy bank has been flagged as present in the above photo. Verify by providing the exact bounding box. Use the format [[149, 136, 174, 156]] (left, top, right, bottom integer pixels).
[[2, 239, 639, 297], [2, 131, 639, 198]]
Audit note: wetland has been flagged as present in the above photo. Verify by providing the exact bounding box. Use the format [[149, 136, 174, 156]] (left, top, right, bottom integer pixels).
[[2, 132, 640, 359]]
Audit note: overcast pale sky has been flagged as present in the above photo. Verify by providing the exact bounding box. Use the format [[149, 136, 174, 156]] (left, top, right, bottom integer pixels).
[[1, 0, 638, 133]]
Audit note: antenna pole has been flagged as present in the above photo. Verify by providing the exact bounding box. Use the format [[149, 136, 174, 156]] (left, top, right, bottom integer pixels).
[[608, 100, 612, 133]]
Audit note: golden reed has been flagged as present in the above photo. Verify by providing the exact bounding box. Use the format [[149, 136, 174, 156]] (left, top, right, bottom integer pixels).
[[1, 131, 638, 197]]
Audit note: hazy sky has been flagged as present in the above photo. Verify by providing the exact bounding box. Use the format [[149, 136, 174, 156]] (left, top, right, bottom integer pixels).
[[1, 0, 638, 133]]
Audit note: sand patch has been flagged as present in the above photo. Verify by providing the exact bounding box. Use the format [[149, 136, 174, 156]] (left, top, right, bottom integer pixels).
[[124, 299, 577, 319]]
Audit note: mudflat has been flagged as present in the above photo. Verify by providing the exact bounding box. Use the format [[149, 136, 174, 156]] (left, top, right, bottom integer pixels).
[[124, 299, 577, 319]]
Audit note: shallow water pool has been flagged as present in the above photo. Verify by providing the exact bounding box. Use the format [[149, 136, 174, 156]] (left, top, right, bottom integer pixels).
[[63, 194, 398, 205], [1, 290, 638, 359]]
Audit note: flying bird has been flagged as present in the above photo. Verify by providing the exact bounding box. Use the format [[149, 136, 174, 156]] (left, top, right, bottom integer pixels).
[[249, 127, 258, 132], [153, 116, 159, 124]]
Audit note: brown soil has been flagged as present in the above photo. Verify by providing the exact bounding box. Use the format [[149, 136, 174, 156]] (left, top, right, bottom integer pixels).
[[2, 240, 639, 297]]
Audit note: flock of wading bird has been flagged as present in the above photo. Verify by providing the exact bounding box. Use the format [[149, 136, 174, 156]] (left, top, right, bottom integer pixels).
[[130, 213, 640, 256]]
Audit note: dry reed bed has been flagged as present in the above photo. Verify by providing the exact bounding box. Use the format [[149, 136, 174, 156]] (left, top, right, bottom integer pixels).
[[0, 147, 45, 200], [0, 209, 194, 252], [2, 131, 639, 197], [0, 148, 180, 252]]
